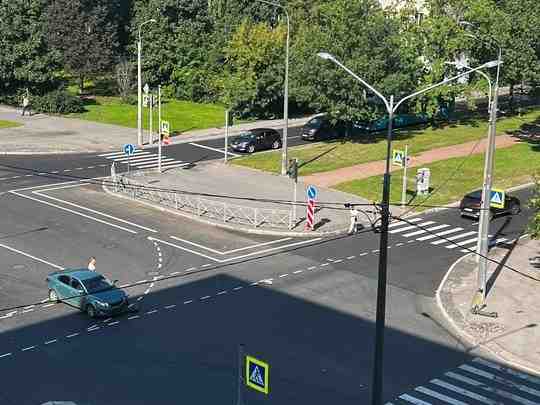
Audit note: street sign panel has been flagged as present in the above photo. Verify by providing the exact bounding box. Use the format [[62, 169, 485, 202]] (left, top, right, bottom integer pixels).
[[490, 188, 505, 208], [143, 83, 150, 94], [245, 355, 269, 394], [143, 94, 149, 108], [161, 121, 170, 136], [392, 149, 405, 167], [123, 143, 136, 156], [307, 185, 317, 200]]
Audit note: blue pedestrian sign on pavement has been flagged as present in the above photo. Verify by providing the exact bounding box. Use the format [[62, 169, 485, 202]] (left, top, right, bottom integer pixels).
[[123, 143, 136, 156], [246, 355, 269, 394], [490, 188, 505, 209], [307, 185, 317, 200]]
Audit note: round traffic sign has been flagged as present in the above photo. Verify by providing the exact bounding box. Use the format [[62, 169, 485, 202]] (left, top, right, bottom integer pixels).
[[123, 143, 136, 156], [307, 185, 317, 200]]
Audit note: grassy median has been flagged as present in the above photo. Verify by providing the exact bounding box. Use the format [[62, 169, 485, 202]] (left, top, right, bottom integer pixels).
[[69, 96, 226, 133], [233, 107, 540, 176], [334, 141, 539, 211], [0, 120, 22, 129]]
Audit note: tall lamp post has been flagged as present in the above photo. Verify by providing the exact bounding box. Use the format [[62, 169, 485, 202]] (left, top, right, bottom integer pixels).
[[317, 52, 500, 405], [255, 0, 290, 175], [137, 18, 157, 146]]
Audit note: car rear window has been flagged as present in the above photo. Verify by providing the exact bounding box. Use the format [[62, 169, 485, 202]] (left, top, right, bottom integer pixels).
[[466, 190, 482, 199], [82, 276, 112, 293], [305, 117, 325, 128]]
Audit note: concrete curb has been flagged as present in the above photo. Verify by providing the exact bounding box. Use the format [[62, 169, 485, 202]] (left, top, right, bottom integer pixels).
[[436, 247, 540, 377], [101, 180, 348, 238]]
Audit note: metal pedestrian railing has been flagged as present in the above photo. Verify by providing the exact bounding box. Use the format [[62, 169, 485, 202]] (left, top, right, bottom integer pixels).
[[110, 175, 294, 230]]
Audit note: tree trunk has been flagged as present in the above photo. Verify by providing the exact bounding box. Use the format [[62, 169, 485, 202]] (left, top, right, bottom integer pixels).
[[79, 75, 84, 94], [508, 83, 514, 113]]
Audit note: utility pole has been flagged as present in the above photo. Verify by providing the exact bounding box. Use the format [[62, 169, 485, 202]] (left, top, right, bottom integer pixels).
[[476, 48, 502, 304], [236, 344, 245, 405], [157, 85, 162, 173], [224, 110, 230, 164], [401, 145, 409, 208]]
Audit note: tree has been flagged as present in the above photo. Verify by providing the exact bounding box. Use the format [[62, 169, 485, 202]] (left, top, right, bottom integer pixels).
[[46, 0, 119, 93], [0, 0, 60, 100], [116, 57, 134, 101]]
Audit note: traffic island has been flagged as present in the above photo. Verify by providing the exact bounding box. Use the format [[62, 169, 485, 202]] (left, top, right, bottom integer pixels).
[[103, 161, 374, 237], [438, 237, 540, 374]]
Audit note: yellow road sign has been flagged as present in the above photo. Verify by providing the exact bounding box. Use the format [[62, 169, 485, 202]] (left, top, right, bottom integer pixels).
[[246, 355, 269, 394], [490, 188, 505, 209], [392, 149, 405, 167]]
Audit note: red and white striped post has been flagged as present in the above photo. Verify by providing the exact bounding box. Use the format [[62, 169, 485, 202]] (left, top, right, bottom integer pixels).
[[305, 185, 317, 231]]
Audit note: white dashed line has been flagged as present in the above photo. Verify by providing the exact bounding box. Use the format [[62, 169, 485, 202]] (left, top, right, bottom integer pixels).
[[164, 305, 176, 309], [103, 318, 112, 323], [333, 259, 343, 263], [233, 286, 243, 291], [372, 249, 379, 253], [22, 346, 36, 351], [44, 339, 57, 345], [66, 333, 79, 338], [200, 296, 211, 301], [87, 166, 95, 169], [347, 256, 355, 260], [170, 271, 181, 276], [308, 266, 317, 270], [185, 267, 196, 272], [320, 263, 329, 267], [128, 315, 140, 320], [42, 303, 55, 308], [217, 290, 228, 295], [202, 264, 212, 268], [359, 252, 368, 256], [293, 270, 303, 274], [184, 300, 193, 305], [22, 309, 34, 313], [0, 353, 12, 358], [279, 274, 289, 278], [87, 326, 100, 332], [108, 321, 120, 325], [396, 243, 404, 246], [250, 282, 259, 286], [137, 297, 144, 301], [145, 310, 158, 315]]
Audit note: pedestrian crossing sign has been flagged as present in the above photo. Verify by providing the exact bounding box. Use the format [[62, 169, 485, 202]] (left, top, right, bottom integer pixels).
[[392, 149, 405, 167], [246, 355, 269, 394], [490, 188, 505, 208]]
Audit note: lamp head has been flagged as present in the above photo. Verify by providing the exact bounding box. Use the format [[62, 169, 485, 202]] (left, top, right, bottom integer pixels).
[[483, 60, 501, 68], [317, 52, 334, 61], [149, 19, 157, 23]]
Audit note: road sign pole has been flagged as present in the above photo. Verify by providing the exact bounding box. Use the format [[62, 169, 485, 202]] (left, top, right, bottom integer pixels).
[[236, 344, 245, 405], [149, 94, 153, 144], [293, 179, 297, 223], [225, 110, 229, 164], [401, 145, 408, 208], [158, 86, 162, 173]]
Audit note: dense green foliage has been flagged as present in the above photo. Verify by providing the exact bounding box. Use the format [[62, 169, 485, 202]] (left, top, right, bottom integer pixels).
[[529, 175, 540, 239], [32, 90, 84, 114], [1, 0, 539, 120]]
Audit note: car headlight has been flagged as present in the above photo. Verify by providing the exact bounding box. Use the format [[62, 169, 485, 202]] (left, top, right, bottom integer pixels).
[[96, 301, 109, 308]]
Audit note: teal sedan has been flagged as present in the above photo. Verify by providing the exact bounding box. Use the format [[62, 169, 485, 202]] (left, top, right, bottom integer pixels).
[[46, 269, 133, 318]]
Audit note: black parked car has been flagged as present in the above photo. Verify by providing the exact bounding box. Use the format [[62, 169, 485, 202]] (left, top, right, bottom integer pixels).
[[301, 115, 348, 141], [459, 190, 521, 219], [230, 128, 282, 153]]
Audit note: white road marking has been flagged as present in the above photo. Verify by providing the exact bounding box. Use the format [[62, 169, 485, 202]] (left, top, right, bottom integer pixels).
[[87, 326, 100, 331], [185, 267, 196, 272], [402, 224, 450, 238], [389, 221, 435, 234], [233, 286, 243, 290], [445, 236, 478, 249], [416, 227, 463, 241], [134, 159, 177, 169], [0, 353, 12, 358], [473, 357, 540, 386], [250, 282, 259, 286], [189, 142, 241, 157], [128, 315, 140, 320], [320, 263, 329, 267], [333, 259, 343, 263], [183, 300, 193, 304], [145, 310, 158, 315], [202, 264, 211, 268], [279, 274, 289, 278], [347, 256, 355, 259], [169, 235, 292, 255], [99, 150, 149, 158], [293, 270, 303, 274], [33, 189, 158, 233], [359, 252, 368, 256], [44, 339, 57, 345], [11, 191, 138, 234], [170, 271, 181, 276], [22, 346, 36, 351], [0, 241, 64, 270], [372, 249, 379, 253], [388, 217, 423, 228], [396, 243, 404, 246], [398, 393, 432, 404], [200, 296, 211, 300], [66, 333, 79, 338], [431, 231, 477, 245], [164, 305, 176, 309], [42, 303, 55, 308], [308, 266, 316, 270], [415, 386, 467, 405], [217, 290, 228, 295], [430, 378, 497, 405], [108, 153, 153, 162]]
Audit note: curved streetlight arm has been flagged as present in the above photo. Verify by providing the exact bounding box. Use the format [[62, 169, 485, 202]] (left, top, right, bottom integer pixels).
[[394, 61, 498, 112], [138, 19, 157, 41], [318, 53, 390, 112]]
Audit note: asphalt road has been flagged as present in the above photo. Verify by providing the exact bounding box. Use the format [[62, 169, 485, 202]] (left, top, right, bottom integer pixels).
[[0, 150, 536, 404]]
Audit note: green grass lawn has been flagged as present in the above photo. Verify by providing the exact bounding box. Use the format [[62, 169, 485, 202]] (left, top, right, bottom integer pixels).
[[69, 96, 226, 133], [233, 107, 540, 176], [0, 120, 22, 129], [334, 141, 540, 211]]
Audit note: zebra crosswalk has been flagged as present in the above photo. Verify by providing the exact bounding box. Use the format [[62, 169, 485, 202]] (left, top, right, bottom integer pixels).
[[386, 357, 540, 405], [98, 150, 189, 170], [389, 217, 509, 252]]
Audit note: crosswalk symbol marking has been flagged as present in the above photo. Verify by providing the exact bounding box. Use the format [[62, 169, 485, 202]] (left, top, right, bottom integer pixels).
[[245, 355, 269, 394], [392, 150, 405, 167], [490, 188, 505, 208]]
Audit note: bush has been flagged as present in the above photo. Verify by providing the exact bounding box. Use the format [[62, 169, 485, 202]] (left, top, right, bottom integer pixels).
[[32, 90, 84, 114]]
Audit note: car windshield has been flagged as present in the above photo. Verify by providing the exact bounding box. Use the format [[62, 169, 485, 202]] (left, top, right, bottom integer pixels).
[[467, 190, 482, 200], [235, 132, 255, 142], [82, 276, 113, 294], [305, 117, 325, 128]]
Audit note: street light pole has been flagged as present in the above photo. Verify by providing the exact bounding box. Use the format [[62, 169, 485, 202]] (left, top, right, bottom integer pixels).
[[137, 19, 157, 146], [317, 52, 500, 405], [254, 0, 290, 175], [476, 47, 502, 304]]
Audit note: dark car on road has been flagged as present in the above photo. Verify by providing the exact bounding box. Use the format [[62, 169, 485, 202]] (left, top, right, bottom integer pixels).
[[47, 269, 133, 318], [230, 128, 282, 153], [301, 115, 349, 141], [459, 190, 521, 219]]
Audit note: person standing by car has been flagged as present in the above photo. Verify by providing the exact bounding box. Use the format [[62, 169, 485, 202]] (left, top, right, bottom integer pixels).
[[347, 204, 360, 235], [88, 256, 96, 271]]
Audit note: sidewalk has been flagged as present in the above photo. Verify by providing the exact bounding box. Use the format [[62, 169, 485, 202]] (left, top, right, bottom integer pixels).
[[302, 134, 519, 188], [0, 105, 310, 154], [438, 237, 540, 374], [105, 161, 377, 236]]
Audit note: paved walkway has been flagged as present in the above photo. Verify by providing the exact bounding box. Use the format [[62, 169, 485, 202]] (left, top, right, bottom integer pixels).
[[107, 161, 375, 236], [301, 134, 519, 188], [439, 238, 540, 374], [0, 105, 309, 154]]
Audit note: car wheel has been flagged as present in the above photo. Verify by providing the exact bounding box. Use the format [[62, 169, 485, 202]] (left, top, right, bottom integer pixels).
[[48, 289, 59, 303], [272, 140, 281, 149], [511, 203, 521, 215], [247, 144, 255, 154], [86, 304, 97, 318]]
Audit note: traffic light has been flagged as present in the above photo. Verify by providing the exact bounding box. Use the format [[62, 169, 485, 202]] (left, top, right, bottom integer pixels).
[[287, 158, 298, 182]]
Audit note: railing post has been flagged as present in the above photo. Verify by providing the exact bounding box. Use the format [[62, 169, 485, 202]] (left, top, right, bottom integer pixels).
[[289, 211, 293, 230]]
